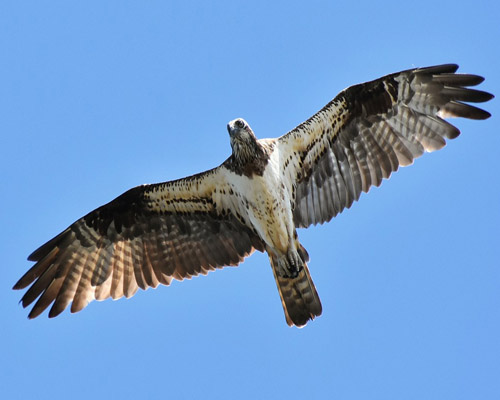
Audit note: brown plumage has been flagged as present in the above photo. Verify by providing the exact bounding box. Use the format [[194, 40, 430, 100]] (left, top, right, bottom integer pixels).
[[14, 64, 493, 327]]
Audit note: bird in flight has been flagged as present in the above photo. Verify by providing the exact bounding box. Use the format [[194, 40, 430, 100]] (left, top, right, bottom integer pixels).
[[14, 64, 493, 327]]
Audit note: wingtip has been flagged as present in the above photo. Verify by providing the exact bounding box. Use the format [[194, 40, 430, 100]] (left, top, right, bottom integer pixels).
[[17, 296, 39, 320], [416, 63, 460, 74], [48, 302, 66, 319], [475, 75, 486, 85], [27, 307, 42, 319], [13, 280, 24, 291], [479, 110, 492, 120]]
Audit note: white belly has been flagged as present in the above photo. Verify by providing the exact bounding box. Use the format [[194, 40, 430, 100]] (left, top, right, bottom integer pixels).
[[224, 152, 293, 254]]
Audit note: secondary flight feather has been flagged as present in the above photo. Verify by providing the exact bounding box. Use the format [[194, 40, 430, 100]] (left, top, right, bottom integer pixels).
[[14, 64, 493, 327]]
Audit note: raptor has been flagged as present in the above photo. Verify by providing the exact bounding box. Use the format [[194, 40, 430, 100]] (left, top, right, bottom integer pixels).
[[14, 64, 493, 327]]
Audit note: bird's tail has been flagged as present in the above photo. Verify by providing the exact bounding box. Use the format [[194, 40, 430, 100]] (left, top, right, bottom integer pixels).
[[269, 247, 322, 327]]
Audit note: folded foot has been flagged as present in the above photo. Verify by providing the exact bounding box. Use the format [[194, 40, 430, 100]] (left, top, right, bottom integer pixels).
[[276, 249, 303, 278]]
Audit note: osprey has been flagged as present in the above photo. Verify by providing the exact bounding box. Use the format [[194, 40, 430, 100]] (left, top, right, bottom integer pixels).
[[14, 64, 493, 327]]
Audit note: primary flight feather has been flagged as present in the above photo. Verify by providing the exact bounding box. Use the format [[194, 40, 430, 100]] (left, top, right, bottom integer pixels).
[[14, 64, 493, 327]]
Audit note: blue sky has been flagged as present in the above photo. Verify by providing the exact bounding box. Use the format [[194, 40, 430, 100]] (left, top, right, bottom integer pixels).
[[2, 1, 499, 399]]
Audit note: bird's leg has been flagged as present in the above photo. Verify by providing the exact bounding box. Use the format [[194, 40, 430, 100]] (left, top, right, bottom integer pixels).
[[274, 248, 303, 278], [286, 248, 302, 278]]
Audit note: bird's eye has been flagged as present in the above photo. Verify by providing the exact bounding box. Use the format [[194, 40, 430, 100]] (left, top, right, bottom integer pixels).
[[235, 119, 245, 129]]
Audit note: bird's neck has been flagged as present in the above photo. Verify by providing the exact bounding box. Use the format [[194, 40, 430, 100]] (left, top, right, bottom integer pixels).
[[230, 138, 270, 177]]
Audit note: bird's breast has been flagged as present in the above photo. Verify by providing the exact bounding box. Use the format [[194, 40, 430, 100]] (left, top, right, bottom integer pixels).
[[230, 158, 292, 253]]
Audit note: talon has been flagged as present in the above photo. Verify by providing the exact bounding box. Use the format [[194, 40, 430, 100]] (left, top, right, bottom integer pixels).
[[274, 249, 304, 279], [276, 258, 289, 277], [287, 249, 302, 277]]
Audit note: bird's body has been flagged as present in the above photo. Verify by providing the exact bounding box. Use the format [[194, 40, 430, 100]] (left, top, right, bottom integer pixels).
[[231, 152, 292, 255], [14, 64, 493, 327]]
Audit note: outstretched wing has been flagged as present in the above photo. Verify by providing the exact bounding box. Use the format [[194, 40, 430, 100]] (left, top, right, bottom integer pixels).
[[277, 64, 493, 228], [14, 166, 265, 319]]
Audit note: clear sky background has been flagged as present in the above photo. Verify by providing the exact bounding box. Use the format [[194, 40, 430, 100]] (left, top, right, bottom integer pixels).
[[1, 1, 499, 399]]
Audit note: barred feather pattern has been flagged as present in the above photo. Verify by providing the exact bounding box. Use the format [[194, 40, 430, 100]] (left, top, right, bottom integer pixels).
[[14, 169, 265, 319], [277, 64, 493, 228], [270, 256, 322, 327]]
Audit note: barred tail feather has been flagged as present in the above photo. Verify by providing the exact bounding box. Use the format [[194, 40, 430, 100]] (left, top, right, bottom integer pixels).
[[270, 257, 322, 327]]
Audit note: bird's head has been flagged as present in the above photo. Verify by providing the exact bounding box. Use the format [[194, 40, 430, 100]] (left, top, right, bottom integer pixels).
[[227, 118, 259, 163], [227, 118, 256, 142]]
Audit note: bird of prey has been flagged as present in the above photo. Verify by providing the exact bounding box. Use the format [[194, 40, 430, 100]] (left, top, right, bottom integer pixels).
[[14, 64, 493, 327]]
